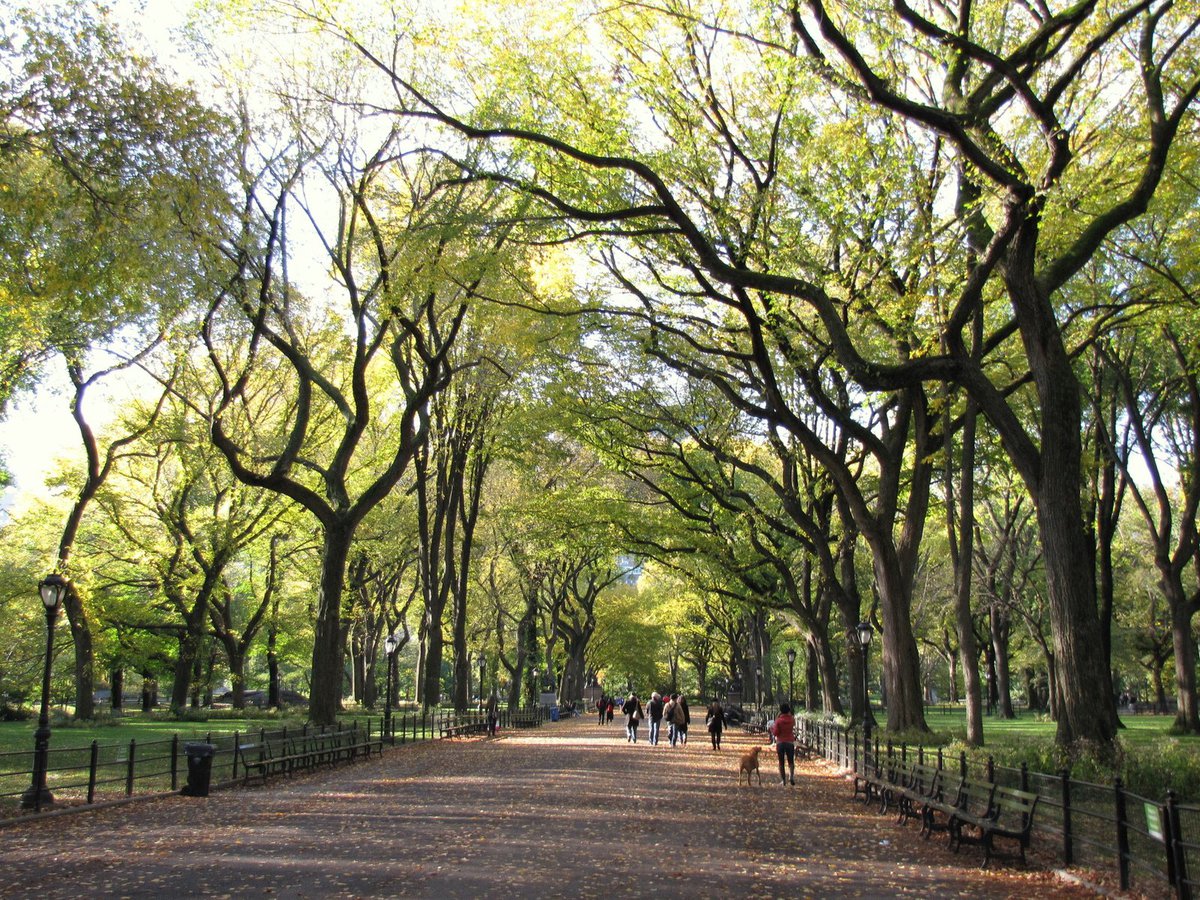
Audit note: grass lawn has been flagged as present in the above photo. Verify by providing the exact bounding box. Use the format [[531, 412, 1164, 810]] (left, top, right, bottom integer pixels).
[[921, 706, 1200, 750], [0, 707, 413, 814], [910, 705, 1200, 801], [0, 712, 332, 757]]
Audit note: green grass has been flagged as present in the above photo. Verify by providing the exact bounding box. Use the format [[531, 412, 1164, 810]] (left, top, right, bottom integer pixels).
[[0, 713, 319, 756], [896, 707, 1200, 802], [0, 707, 412, 816]]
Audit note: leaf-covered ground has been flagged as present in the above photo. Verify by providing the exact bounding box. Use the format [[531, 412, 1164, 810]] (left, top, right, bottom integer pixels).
[[0, 717, 1104, 898]]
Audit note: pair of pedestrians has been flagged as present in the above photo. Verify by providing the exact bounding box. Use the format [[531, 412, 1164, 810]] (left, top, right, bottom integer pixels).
[[663, 693, 689, 745]]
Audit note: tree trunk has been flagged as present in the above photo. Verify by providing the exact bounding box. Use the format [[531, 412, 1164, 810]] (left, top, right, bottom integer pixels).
[[999, 247, 1118, 747], [141, 670, 156, 712], [948, 389, 984, 744], [992, 606, 1015, 719], [61, 584, 96, 719], [804, 640, 821, 712], [171, 626, 200, 713], [267, 619, 281, 708], [309, 524, 352, 725], [872, 558, 926, 732], [110, 667, 123, 712], [1171, 597, 1200, 731]]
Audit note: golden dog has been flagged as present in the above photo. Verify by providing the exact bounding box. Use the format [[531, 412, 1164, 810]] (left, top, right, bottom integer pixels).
[[739, 745, 763, 786]]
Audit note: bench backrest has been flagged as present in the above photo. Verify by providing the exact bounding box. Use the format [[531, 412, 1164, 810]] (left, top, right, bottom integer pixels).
[[908, 763, 940, 796], [957, 779, 996, 818], [991, 786, 1039, 832]]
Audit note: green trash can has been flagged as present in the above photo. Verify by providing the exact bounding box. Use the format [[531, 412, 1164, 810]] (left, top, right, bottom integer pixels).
[[181, 742, 216, 797]]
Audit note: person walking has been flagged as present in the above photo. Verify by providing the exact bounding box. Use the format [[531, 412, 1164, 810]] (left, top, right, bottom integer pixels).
[[606, 697, 615, 723], [598, 695, 607, 726], [678, 695, 690, 745], [647, 692, 665, 745], [669, 693, 687, 746], [486, 693, 499, 737], [706, 699, 725, 750], [773, 703, 798, 785], [622, 693, 644, 743]]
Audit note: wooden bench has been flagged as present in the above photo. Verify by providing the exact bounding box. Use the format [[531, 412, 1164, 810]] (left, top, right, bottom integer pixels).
[[440, 720, 488, 739], [237, 736, 302, 783], [742, 718, 769, 736], [886, 762, 943, 827], [852, 752, 894, 807], [922, 777, 993, 842], [235, 728, 381, 785], [949, 785, 1040, 867]]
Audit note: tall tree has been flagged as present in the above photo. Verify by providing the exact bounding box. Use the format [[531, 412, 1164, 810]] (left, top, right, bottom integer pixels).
[[206, 121, 503, 722], [329, 0, 1200, 746], [0, 3, 230, 717]]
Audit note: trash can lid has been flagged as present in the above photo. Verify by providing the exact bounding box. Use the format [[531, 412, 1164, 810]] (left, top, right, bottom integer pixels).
[[183, 742, 216, 756]]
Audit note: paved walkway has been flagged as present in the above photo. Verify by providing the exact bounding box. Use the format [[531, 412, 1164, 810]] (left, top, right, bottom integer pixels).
[[0, 717, 1099, 898]]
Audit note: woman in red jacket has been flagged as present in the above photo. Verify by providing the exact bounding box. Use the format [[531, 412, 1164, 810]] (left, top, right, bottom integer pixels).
[[773, 703, 797, 785]]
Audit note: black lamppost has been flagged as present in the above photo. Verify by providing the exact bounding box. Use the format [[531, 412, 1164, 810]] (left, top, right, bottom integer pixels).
[[856, 622, 874, 743], [479, 654, 486, 708], [384, 633, 399, 744], [786, 647, 797, 705], [22, 573, 67, 810], [754, 664, 763, 708]]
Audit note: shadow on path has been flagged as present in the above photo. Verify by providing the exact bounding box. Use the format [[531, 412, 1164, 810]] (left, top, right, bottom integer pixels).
[[0, 717, 1097, 898]]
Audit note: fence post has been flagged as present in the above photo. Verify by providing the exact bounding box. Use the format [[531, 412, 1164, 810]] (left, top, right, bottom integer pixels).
[[232, 731, 240, 781], [1112, 777, 1132, 891], [1164, 790, 1183, 898], [87, 740, 99, 804], [170, 735, 179, 792], [1062, 769, 1074, 865], [986, 756, 995, 784], [937, 747, 944, 772], [1020, 762, 1029, 792], [960, 751, 968, 780], [125, 739, 136, 796]]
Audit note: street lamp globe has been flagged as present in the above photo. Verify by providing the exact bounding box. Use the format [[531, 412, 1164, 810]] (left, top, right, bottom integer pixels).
[[39, 573, 67, 611], [856, 621, 873, 648]]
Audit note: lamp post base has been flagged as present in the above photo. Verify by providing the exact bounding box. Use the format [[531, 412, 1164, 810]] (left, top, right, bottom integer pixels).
[[19, 785, 54, 810]]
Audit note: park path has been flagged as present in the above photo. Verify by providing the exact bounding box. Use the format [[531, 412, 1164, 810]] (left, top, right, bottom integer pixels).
[[0, 716, 1101, 898]]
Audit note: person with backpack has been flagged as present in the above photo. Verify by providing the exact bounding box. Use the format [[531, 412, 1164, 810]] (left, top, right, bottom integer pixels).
[[669, 694, 687, 747], [647, 692, 665, 745]]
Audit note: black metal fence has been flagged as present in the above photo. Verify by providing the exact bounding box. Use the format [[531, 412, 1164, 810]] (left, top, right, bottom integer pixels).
[[0, 705, 546, 823], [799, 717, 1198, 899]]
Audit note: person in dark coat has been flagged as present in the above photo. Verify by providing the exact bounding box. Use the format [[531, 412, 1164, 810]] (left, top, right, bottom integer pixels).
[[647, 692, 665, 745], [706, 700, 725, 750], [622, 693, 644, 743]]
